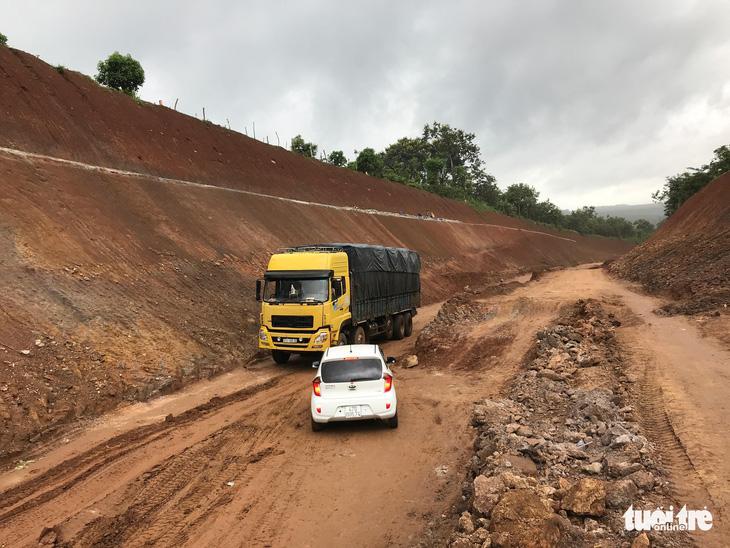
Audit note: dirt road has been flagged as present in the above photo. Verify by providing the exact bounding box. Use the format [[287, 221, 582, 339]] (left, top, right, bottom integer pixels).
[[1, 267, 728, 547]]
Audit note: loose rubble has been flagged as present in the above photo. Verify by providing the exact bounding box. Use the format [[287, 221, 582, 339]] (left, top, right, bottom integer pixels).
[[427, 299, 692, 548]]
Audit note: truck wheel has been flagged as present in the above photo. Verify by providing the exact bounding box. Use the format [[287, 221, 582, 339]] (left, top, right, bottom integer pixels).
[[335, 331, 348, 346], [403, 312, 413, 337], [393, 314, 405, 340], [351, 326, 366, 345], [383, 316, 394, 339], [272, 350, 291, 364]]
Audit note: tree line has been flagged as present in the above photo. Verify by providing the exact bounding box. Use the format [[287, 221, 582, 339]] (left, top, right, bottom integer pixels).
[[652, 145, 730, 217], [291, 123, 658, 242]]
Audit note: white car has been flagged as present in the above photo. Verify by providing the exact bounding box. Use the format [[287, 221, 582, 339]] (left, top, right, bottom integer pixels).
[[311, 344, 398, 431]]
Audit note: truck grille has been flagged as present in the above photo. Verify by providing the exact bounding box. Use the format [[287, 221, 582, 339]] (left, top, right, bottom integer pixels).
[[271, 315, 314, 328]]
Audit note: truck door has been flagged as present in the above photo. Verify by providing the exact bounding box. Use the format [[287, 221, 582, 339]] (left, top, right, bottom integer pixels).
[[330, 277, 349, 344]]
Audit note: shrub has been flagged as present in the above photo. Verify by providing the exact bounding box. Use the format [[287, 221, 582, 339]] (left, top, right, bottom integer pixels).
[[0, 33, 7, 46], [95, 51, 145, 94]]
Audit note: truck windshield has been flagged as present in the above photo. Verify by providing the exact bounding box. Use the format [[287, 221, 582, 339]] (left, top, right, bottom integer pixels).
[[264, 278, 328, 303]]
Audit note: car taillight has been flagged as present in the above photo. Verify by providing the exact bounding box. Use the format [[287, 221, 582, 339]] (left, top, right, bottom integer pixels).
[[313, 377, 322, 397], [383, 373, 393, 392]]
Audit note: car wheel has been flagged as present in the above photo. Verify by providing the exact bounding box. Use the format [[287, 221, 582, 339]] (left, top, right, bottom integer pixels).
[[387, 410, 398, 429], [403, 312, 413, 337], [383, 316, 394, 339], [311, 416, 324, 431], [272, 350, 291, 364], [393, 314, 405, 340], [335, 331, 348, 346], [351, 326, 366, 345]]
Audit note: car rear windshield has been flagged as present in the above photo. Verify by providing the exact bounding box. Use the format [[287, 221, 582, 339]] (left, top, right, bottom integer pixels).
[[321, 358, 383, 383]]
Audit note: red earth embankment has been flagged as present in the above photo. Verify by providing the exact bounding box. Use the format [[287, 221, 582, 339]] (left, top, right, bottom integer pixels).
[[0, 47, 632, 459], [610, 172, 730, 314]]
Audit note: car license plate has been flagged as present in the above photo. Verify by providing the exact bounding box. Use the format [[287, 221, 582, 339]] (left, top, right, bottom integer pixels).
[[344, 405, 361, 418], [282, 338, 297, 343]]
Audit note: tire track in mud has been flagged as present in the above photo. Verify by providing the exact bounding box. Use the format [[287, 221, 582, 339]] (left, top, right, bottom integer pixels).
[[119, 385, 305, 548], [61, 378, 305, 547], [0, 375, 291, 545], [624, 343, 714, 507]]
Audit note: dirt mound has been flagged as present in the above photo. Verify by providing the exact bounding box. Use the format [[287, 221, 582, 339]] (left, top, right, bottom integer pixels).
[[0, 47, 633, 460], [610, 172, 730, 314], [424, 300, 691, 548]]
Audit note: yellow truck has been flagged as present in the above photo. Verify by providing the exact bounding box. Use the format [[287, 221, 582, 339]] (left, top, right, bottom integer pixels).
[[256, 244, 421, 364]]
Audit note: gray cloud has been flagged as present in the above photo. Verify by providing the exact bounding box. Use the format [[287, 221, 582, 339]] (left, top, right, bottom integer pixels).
[[3, 0, 730, 209]]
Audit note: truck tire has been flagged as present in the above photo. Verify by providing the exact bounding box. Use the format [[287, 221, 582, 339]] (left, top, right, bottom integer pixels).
[[403, 312, 413, 337], [393, 314, 405, 340], [351, 326, 366, 345], [383, 316, 394, 339], [272, 350, 291, 364], [335, 331, 348, 346]]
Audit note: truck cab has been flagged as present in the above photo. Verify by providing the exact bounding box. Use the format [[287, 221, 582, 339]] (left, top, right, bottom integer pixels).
[[257, 248, 351, 363], [256, 244, 420, 364]]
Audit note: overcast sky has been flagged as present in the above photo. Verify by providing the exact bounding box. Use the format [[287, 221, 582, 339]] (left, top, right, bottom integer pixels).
[[4, 1, 730, 209]]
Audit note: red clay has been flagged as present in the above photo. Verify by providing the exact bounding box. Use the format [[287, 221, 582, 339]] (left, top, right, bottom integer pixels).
[[0, 46, 632, 459], [610, 172, 730, 313]]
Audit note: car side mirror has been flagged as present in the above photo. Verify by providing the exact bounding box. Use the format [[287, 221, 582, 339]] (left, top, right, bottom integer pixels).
[[312, 361, 320, 369], [255, 279, 262, 301], [386, 357, 396, 364]]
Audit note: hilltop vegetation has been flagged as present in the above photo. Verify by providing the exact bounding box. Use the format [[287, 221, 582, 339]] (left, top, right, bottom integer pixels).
[[653, 145, 730, 217], [294, 122, 657, 242]]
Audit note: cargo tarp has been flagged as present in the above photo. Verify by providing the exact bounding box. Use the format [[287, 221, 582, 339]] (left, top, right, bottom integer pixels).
[[295, 244, 421, 321]]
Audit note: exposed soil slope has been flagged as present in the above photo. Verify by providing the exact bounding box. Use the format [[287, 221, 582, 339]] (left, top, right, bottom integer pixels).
[[610, 171, 730, 314], [0, 46, 632, 459]]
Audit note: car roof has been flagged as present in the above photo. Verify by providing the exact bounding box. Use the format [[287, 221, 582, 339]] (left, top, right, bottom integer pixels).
[[322, 344, 382, 361]]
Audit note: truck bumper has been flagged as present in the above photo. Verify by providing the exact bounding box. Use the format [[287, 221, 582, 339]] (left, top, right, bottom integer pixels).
[[258, 326, 332, 352]]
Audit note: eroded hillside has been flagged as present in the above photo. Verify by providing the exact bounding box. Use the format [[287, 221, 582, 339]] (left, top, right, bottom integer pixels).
[[0, 46, 632, 458], [610, 171, 730, 315]]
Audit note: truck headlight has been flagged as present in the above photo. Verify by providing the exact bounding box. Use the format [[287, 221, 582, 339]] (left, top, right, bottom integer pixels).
[[259, 329, 269, 342], [313, 331, 329, 344]]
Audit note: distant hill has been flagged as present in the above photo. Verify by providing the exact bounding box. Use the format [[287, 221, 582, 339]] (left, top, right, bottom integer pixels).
[[562, 203, 666, 225]]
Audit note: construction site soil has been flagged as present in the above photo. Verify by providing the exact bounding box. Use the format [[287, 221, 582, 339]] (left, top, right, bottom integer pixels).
[[0, 47, 632, 460], [610, 171, 730, 316]]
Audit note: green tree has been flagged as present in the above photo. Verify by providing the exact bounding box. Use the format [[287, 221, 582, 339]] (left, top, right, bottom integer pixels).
[[290, 135, 318, 158], [0, 32, 7, 46], [422, 122, 493, 193], [95, 51, 145, 94], [424, 157, 446, 187], [327, 150, 347, 167], [653, 145, 730, 217], [354, 148, 383, 177], [473, 177, 501, 208], [532, 200, 564, 227], [633, 218, 655, 240], [381, 137, 428, 186], [502, 183, 540, 218], [564, 206, 598, 235]]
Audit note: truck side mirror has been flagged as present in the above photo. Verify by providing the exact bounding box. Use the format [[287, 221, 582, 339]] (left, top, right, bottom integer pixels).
[[256, 279, 262, 301]]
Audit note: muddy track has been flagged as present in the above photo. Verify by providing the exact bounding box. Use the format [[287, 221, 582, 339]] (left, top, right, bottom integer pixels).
[[1, 267, 729, 547], [629, 346, 713, 507]]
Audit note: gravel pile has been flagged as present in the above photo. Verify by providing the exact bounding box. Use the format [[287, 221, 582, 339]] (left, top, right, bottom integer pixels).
[[440, 300, 690, 548]]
